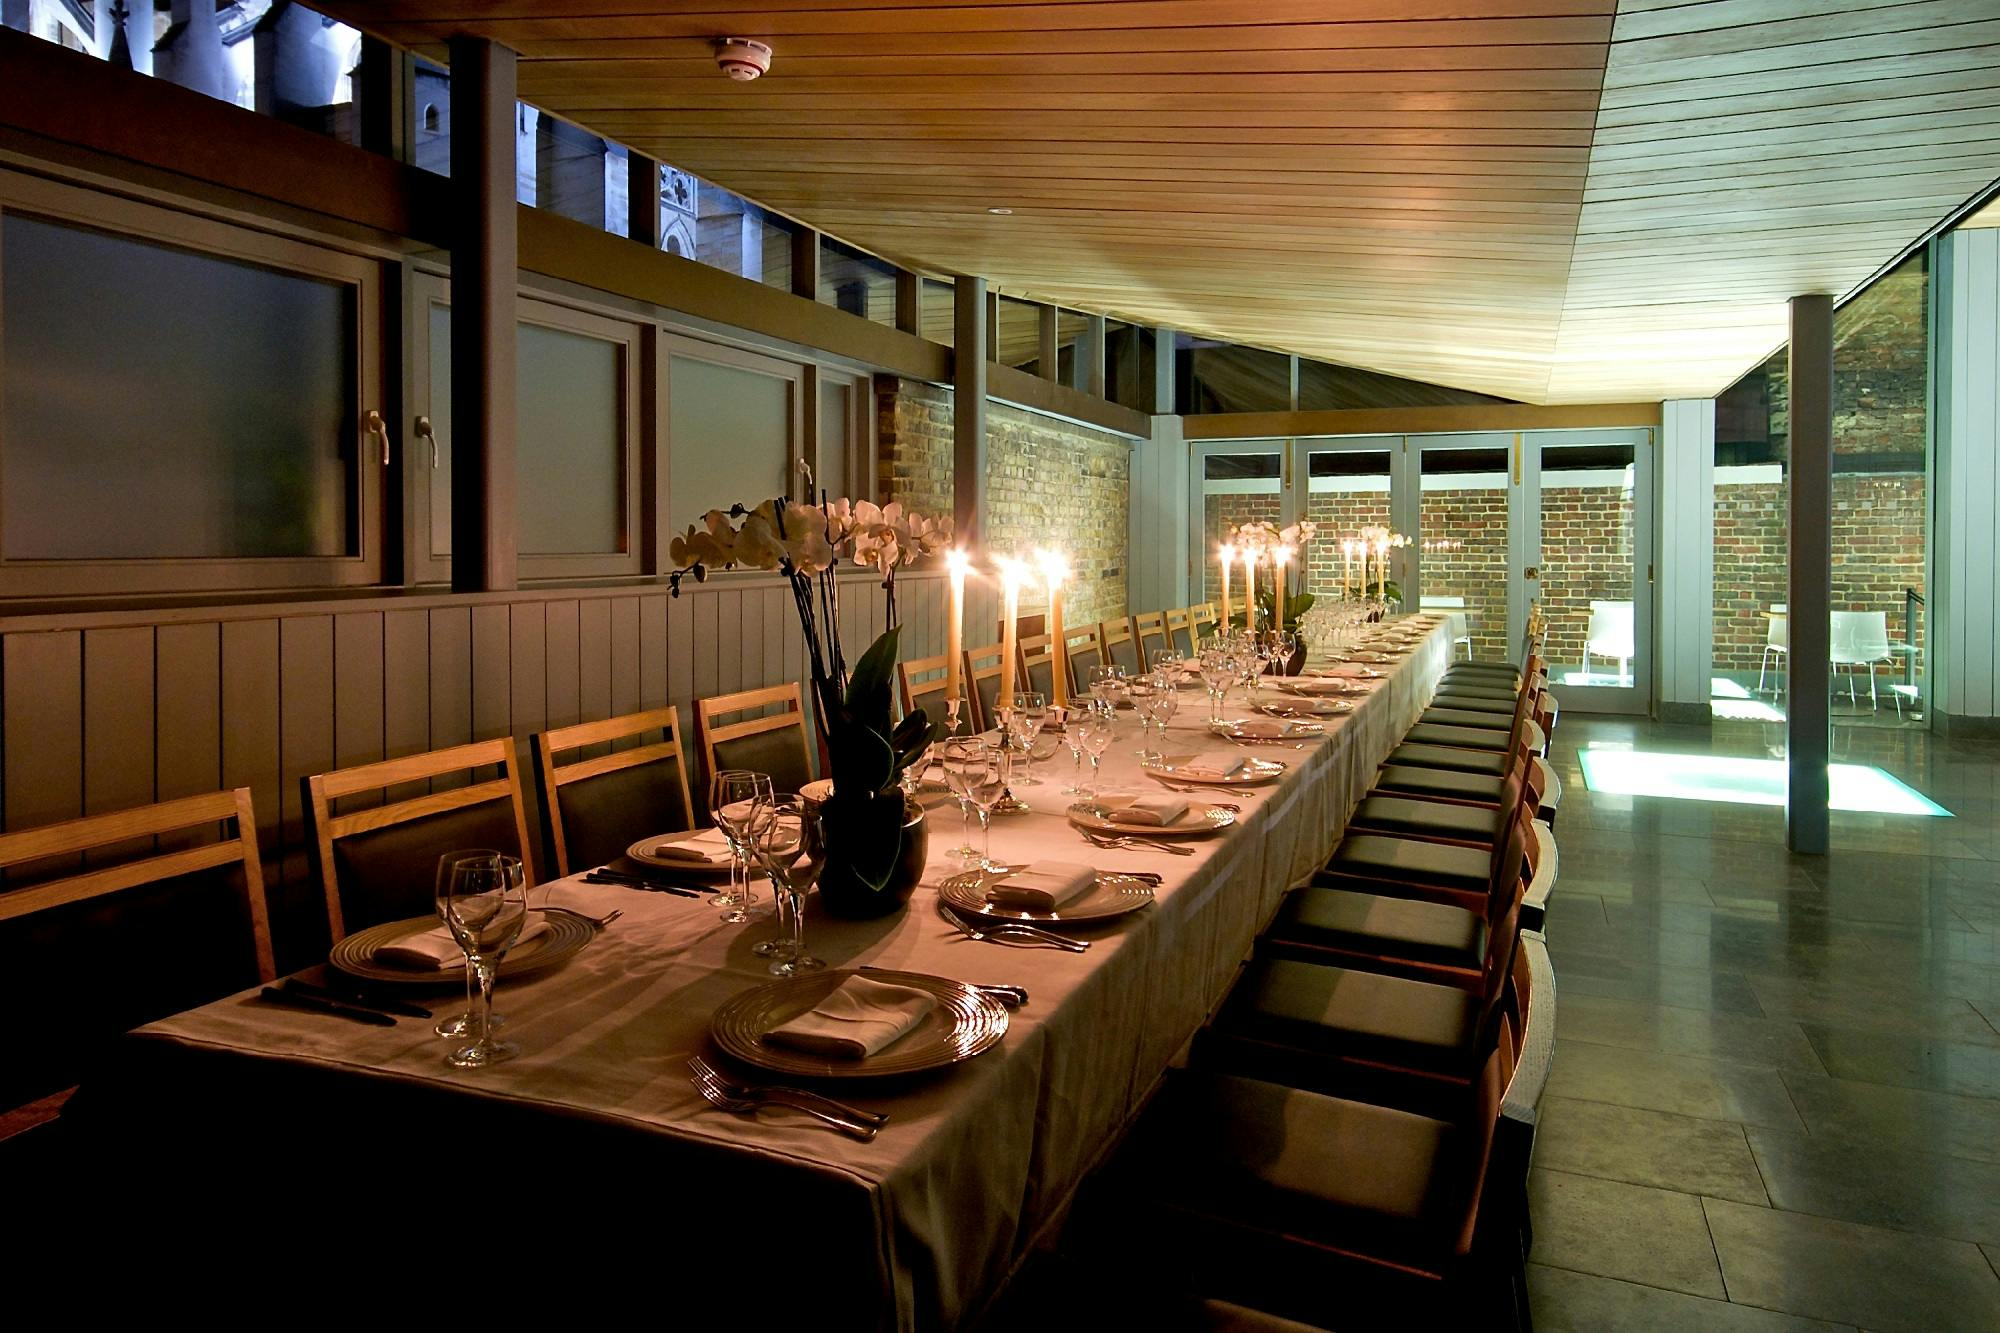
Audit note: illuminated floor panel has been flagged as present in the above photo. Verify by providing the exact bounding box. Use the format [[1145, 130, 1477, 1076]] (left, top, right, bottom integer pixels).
[[1577, 748, 1952, 817]]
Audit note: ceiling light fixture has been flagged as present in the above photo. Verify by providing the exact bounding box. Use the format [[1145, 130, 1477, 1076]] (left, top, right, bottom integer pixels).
[[714, 38, 772, 81], [986, 206, 1014, 215]]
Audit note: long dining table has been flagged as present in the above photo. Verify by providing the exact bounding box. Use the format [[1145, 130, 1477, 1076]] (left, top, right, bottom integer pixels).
[[68, 618, 1453, 1326]]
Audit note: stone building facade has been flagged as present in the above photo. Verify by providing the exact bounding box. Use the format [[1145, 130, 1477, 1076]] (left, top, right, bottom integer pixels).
[[877, 379, 1131, 626]]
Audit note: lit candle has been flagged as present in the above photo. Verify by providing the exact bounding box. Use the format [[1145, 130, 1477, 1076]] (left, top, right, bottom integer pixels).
[[1342, 539, 1356, 599], [1242, 547, 1258, 633], [1036, 548, 1071, 707], [945, 549, 969, 714], [1219, 544, 1235, 631], [1376, 539, 1389, 601], [996, 557, 1025, 713], [1272, 546, 1293, 631]]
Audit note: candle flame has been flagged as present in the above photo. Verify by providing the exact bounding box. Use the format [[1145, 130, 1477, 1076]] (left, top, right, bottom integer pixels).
[[1275, 545, 1295, 565], [946, 548, 971, 575], [993, 555, 1030, 589], [1035, 547, 1070, 587]]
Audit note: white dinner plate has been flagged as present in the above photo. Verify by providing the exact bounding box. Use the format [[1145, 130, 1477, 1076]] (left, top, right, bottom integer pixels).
[[1140, 754, 1286, 786], [938, 869, 1156, 925], [1066, 798, 1236, 838]]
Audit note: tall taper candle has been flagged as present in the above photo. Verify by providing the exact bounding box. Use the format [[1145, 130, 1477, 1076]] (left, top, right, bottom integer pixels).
[[1272, 546, 1293, 631], [1219, 544, 1235, 632], [996, 557, 1024, 713], [945, 549, 968, 714], [1242, 548, 1258, 633], [1038, 548, 1070, 707]]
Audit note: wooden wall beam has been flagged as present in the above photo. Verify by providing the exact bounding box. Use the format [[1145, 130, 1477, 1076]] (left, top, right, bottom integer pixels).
[[1037, 303, 1059, 382], [894, 269, 921, 336], [791, 226, 820, 302], [626, 151, 661, 249], [954, 276, 989, 546]]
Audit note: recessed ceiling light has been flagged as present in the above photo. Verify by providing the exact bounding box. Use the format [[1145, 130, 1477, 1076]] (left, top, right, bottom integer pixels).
[[986, 206, 1014, 215]]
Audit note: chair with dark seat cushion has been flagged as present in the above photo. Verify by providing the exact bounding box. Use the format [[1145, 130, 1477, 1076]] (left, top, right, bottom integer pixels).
[[1132, 610, 1171, 666], [1415, 705, 1516, 731], [0, 788, 274, 1139], [1098, 616, 1145, 675], [1382, 742, 1511, 777], [533, 706, 696, 877], [1061, 626, 1103, 691], [309, 738, 536, 942], [1319, 835, 1493, 905], [696, 683, 816, 800], [1401, 721, 1518, 752], [1018, 632, 1069, 703], [1165, 607, 1198, 658], [1351, 754, 1544, 846], [1375, 763, 1511, 805], [963, 642, 1008, 732], [896, 652, 954, 723]]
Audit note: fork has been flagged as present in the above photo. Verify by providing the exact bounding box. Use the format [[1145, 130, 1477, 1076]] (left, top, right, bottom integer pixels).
[[938, 903, 1089, 952], [531, 902, 623, 927], [689, 1071, 879, 1141], [985, 862, 1164, 886], [1081, 830, 1195, 856], [688, 1055, 888, 1127]]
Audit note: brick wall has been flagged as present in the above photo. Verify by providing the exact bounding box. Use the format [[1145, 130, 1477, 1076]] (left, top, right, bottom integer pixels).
[[876, 378, 1131, 626]]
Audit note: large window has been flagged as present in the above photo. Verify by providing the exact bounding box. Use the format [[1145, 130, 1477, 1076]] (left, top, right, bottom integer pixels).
[[664, 340, 800, 536], [413, 279, 643, 581], [0, 172, 383, 595], [820, 239, 897, 325]]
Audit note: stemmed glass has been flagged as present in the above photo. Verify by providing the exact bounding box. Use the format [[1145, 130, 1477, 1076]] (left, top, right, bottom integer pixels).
[[1198, 649, 1233, 726], [711, 769, 774, 926], [1073, 704, 1114, 798], [433, 848, 508, 1039], [750, 794, 826, 976], [941, 738, 1006, 869], [1127, 676, 1162, 760], [1008, 692, 1049, 785], [1061, 697, 1093, 794], [437, 851, 528, 1069], [1148, 670, 1179, 753], [1270, 629, 1298, 677]]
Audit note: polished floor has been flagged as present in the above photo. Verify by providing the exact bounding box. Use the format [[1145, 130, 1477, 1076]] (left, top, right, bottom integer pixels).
[[1528, 714, 2000, 1331]]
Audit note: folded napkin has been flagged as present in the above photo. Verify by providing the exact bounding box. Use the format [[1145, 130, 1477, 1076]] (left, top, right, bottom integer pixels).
[[1231, 717, 1306, 738], [1165, 754, 1250, 780], [763, 976, 937, 1060], [1313, 664, 1371, 679], [1107, 793, 1191, 827], [986, 861, 1097, 912], [646, 826, 736, 867], [1289, 678, 1356, 696], [374, 915, 550, 970]]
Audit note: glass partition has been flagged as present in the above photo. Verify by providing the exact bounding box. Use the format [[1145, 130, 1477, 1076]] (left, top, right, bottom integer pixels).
[[666, 346, 796, 535], [1538, 442, 1639, 686], [922, 278, 956, 347], [1301, 446, 1394, 601], [1417, 444, 1513, 663], [996, 297, 1041, 369], [819, 239, 897, 324], [1196, 444, 1285, 607]]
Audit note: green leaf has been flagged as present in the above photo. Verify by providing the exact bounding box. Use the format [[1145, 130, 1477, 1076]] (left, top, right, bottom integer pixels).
[[889, 706, 943, 776], [829, 719, 896, 796], [820, 790, 906, 892], [844, 627, 901, 727]]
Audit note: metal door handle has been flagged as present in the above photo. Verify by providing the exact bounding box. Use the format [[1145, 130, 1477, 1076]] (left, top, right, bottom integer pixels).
[[1523, 566, 1539, 580], [365, 410, 389, 466], [416, 415, 439, 468]]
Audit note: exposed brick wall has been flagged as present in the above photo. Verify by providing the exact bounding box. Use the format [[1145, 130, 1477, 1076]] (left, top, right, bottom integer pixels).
[[876, 378, 1131, 626]]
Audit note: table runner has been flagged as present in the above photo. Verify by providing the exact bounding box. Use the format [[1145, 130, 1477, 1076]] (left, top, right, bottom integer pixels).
[[73, 620, 1451, 1327]]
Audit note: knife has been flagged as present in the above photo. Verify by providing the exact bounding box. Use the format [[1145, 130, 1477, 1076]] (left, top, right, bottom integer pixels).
[[281, 976, 431, 1021], [258, 986, 395, 1027], [584, 869, 703, 898]]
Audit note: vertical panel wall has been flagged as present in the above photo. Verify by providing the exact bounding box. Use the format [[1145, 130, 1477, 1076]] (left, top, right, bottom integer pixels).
[[1932, 228, 2000, 731], [0, 572, 951, 970], [1127, 414, 1191, 616], [1658, 398, 1717, 720]]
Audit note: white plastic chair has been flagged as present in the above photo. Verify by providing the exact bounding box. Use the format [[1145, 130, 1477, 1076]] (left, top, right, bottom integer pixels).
[[1830, 610, 1891, 710], [1582, 600, 1635, 685], [1420, 594, 1471, 659], [1758, 603, 1788, 696]]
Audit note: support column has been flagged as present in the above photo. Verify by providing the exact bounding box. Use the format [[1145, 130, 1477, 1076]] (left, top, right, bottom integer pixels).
[[1153, 326, 1176, 414], [626, 151, 661, 249], [791, 227, 819, 301], [1658, 398, 1716, 724], [1085, 314, 1107, 399], [448, 36, 518, 593], [1037, 304, 1059, 380], [1787, 295, 1833, 853], [1932, 228, 2000, 735], [357, 38, 412, 162], [954, 276, 989, 546], [894, 270, 921, 336]]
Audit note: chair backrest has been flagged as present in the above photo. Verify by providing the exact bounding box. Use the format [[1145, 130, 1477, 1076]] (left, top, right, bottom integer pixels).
[[1832, 610, 1890, 660], [1189, 603, 1219, 644], [0, 788, 274, 1112], [897, 652, 954, 723], [1132, 610, 1171, 665], [1765, 608, 1788, 651], [309, 738, 536, 943], [696, 683, 816, 803], [1483, 932, 1556, 1260], [1165, 607, 1196, 656], [1585, 600, 1634, 655], [1019, 632, 1064, 702], [532, 706, 696, 878], [964, 642, 1007, 732], [1421, 595, 1467, 611], [1453, 1012, 1520, 1259], [1098, 616, 1144, 674], [1062, 626, 1102, 691]]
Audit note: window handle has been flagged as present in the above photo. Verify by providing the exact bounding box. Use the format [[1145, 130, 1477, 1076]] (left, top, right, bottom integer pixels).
[[366, 410, 390, 466], [416, 415, 439, 468]]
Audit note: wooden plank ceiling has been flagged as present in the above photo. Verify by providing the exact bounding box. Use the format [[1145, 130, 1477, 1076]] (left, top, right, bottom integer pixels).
[[325, 0, 2000, 405]]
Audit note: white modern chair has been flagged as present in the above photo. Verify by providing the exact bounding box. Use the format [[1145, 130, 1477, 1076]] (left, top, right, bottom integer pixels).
[[1758, 603, 1788, 696], [1420, 594, 1472, 659], [1582, 600, 1635, 685], [1830, 610, 1892, 710]]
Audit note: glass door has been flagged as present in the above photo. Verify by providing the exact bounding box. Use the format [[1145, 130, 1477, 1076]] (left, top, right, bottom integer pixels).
[[1192, 439, 1291, 610], [1413, 435, 1522, 666], [1524, 429, 1653, 712]]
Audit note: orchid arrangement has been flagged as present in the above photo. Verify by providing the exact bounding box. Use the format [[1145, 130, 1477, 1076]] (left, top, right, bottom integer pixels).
[[669, 472, 954, 902], [1229, 519, 1320, 627]]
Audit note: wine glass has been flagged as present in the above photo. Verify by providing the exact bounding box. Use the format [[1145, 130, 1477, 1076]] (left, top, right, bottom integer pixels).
[[711, 769, 774, 925], [1061, 698, 1093, 794], [438, 852, 528, 1068], [1198, 649, 1233, 726], [1073, 705, 1114, 798], [1149, 671, 1180, 748], [1009, 691, 1048, 785], [1271, 629, 1299, 677], [1126, 676, 1161, 760], [433, 848, 508, 1039], [942, 738, 986, 866], [942, 738, 1006, 869], [750, 794, 825, 976]]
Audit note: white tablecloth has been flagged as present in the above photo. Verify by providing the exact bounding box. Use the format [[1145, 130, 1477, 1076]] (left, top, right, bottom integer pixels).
[[81, 620, 1453, 1328]]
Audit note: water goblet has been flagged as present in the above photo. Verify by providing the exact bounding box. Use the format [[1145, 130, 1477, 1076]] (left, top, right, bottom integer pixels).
[[438, 852, 529, 1069], [1073, 706, 1114, 798], [942, 738, 1006, 869], [751, 794, 826, 976], [1126, 677, 1162, 760], [433, 848, 509, 1039], [1198, 650, 1233, 726], [711, 769, 775, 925], [1009, 691, 1049, 785], [1150, 672, 1180, 742]]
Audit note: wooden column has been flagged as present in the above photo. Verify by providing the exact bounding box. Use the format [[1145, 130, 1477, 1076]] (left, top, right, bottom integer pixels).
[[791, 227, 820, 300], [448, 36, 518, 593], [1085, 314, 1107, 398], [626, 151, 661, 248], [985, 290, 1000, 363], [1037, 303, 1059, 380], [954, 276, 989, 546], [356, 37, 412, 162], [894, 270, 922, 336], [1787, 294, 1833, 853]]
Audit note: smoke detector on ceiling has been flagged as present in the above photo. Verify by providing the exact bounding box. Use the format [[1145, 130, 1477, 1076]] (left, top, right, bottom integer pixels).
[[715, 38, 773, 81]]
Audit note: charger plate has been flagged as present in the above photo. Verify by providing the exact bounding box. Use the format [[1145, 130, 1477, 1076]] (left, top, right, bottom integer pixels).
[[330, 912, 593, 986], [939, 869, 1155, 925], [710, 968, 1008, 1079], [1067, 799, 1235, 838]]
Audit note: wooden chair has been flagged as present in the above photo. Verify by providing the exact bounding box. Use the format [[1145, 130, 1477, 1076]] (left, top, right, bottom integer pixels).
[[1019, 632, 1065, 703], [1165, 607, 1196, 657], [964, 642, 1008, 732], [1062, 626, 1102, 691], [1098, 616, 1145, 675], [695, 682, 816, 803], [1132, 610, 1172, 665], [307, 739, 536, 944], [897, 652, 954, 724], [532, 706, 696, 878], [0, 788, 274, 1137], [1189, 603, 1220, 647]]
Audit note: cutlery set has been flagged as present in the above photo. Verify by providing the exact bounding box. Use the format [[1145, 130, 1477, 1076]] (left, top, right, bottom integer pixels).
[[583, 867, 703, 897], [688, 1055, 886, 1140], [257, 976, 432, 1026], [1079, 829, 1195, 856], [938, 903, 1091, 951]]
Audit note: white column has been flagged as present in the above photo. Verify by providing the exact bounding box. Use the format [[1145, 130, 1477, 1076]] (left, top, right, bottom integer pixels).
[[1126, 415, 1189, 615], [1657, 398, 1716, 720], [1932, 228, 2000, 733]]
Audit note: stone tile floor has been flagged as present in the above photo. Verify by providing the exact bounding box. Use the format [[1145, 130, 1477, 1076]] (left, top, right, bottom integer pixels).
[[1527, 714, 2000, 1331]]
